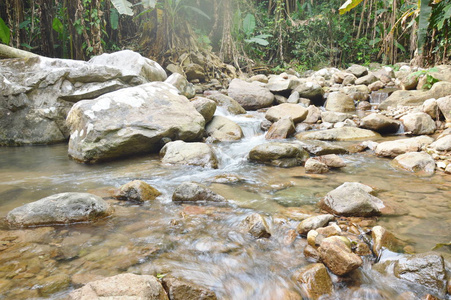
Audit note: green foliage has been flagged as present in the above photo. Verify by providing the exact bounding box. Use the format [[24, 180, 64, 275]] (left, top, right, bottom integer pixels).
[[0, 17, 10, 45], [110, 8, 119, 30], [410, 67, 439, 90], [418, 0, 432, 54], [243, 13, 256, 36]]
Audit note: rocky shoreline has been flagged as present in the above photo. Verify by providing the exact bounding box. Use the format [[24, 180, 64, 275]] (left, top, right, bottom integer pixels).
[[1, 50, 450, 299]]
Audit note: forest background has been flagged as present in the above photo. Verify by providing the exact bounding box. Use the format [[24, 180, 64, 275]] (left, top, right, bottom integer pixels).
[[0, 0, 450, 73]]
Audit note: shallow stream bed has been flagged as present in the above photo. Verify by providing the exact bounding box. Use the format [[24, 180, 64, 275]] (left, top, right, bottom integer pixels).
[[0, 111, 450, 299]]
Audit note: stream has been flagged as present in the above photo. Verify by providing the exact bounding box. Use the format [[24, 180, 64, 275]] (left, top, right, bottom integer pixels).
[[0, 108, 450, 299]]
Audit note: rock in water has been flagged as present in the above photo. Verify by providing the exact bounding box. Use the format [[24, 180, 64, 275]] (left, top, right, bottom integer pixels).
[[161, 276, 217, 300], [172, 182, 226, 203], [7, 192, 112, 227], [375, 136, 434, 157], [391, 151, 435, 175], [400, 112, 436, 135], [206, 116, 243, 142], [160, 141, 218, 169], [294, 263, 333, 300], [360, 113, 401, 134], [227, 79, 274, 110], [191, 97, 216, 123], [318, 236, 363, 276], [296, 127, 380, 141], [241, 213, 271, 238], [265, 103, 308, 123], [68, 273, 168, 299], [325, 92, 355, 112], [248, 142, 310, 167], [297, 214, 334, 235], [319, 182, 384, 217], [114, 180, 161, 202], [265, 117, 296, 140], [67, 82, 205, 163]]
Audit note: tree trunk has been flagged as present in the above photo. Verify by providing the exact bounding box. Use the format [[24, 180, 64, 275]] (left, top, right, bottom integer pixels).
[[0, 43, 39, 58], [38, 0, 55, 57]]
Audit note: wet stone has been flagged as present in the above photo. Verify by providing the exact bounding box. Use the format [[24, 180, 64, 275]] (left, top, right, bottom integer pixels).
[[161, 275, 217, 300], [294, 263, 333, 300], [241, 213, 271, 239], [114, 180, 161, 202], [318, 236, 363, 276]]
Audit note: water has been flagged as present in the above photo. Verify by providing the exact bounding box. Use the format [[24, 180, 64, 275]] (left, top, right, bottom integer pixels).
[[0, 110, 450, 299]]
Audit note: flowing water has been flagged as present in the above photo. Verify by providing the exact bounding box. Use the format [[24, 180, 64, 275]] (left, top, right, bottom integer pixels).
[[0, 109, 450, 299]]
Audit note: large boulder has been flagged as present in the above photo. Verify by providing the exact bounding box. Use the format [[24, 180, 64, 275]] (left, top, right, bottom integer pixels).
[[67, 82, 205, 163], [325, 92, 355, 112], [172, 182, 226, 203], [394, 253, 447, 298], [0, 55, 144, 146], [7, 192, 112, 227], [319, 182, 385, 217], [400, 112, 436, 135], [207, 93, 246, 115], [248, 142, 309, 167], [375, 136, 434, 157], [391, 152, 435, 175], [160, 140, 218, 168], [68, 273, 168, 300], [228, 79, 274, 110], [429, 134, 451, 151], [379, 81, 451, 109], [205, 116, 243, 142], [89, 49, 167, 83], [296, 127, 380, 141], [265, 103, 308, 123], [360, 113, 401, 134], [318, 236, 363, 276], [436, 96, 451, 122]]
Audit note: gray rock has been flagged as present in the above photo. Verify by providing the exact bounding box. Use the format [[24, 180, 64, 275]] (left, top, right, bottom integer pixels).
[[316, 154, 346, 168], [391, 152, 435, 175], [375, 136, 434, 157], [297, 214, 334, 235], [296, 127, 380, 141], [342, 73, 357, 86], [318, 236, 363, 276], [68, 273, 168, 300], [206, 116, 243, 142], [401, 73, 419, 90], [320, 182, 385, 217], [266, 74, 300, 92], [394, 253, 446, 297], [161, 276, 217, 300], [166, 63, 184, 75], [347, 64, 368, 77], [228, 79, 274, 110], [0, 55, 138, 146], [7, 192, 112, 227], [357, 101, 372, 111], [160, 140, 218, 169], [368, 80, 385, 92], [265, 103, 308, 123], [429, 134, 451, 151], [296, 140, 348, 155], [89, 49, 167, 83], [67, 82, 205, 163], [321, 111, 352, 123], [165, 73, 196, 98], [185, 63, 205, 81], [191, 97, 216, 123], [287, 91, 300, 103], [325, 92, 355, 112], [400, 112, 436, 135], [342, 84, 370, 96], [360, 113, 401, 134], [249, 74, 268, 83], [379, 81, 451, 109], [304, 105, 322, 124], [294, 81, 325, 105], [241, 213, 271, 238], [355, 73, 377, 86], [172, 182, 226, 203], [422, 98, 439, 119], [248, 142, 309, 167], [437, 96, 451, 122], [265, 117, 295, 140], [207, 93, 246, 115], [304, 158, 329, 174]]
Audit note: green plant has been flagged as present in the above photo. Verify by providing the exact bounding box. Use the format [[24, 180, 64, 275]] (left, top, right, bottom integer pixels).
[[410, 67, 439, 89], [0, 17, 10, 45]]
